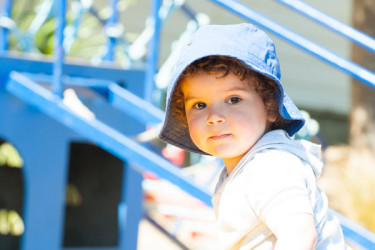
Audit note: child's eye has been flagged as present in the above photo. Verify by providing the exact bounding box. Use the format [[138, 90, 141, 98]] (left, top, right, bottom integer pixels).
[[226, 97, 241, 104], [193, 102, 206, 110]]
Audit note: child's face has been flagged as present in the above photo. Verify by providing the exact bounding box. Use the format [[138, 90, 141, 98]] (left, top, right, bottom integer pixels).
[[181, 71, 276, 170]]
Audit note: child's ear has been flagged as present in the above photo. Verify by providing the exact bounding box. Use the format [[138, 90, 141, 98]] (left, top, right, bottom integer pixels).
[[267, 111, 277, 123]]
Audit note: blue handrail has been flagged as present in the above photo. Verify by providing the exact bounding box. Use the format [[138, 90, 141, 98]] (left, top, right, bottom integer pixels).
[[274, 0, 375, 54], [7, 71, 213, 208], [2, 0, 375, 248], [210, 0, 375, 89], [109, 83, 164, 125], [8, 69, 375, 249], [331, 209, 375, 249]]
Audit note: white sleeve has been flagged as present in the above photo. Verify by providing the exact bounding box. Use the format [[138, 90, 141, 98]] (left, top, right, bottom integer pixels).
[[244, 150, 314, 236]]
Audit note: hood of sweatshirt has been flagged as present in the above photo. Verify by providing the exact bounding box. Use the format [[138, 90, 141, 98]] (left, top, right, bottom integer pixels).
[[230, 129, 323, 181]]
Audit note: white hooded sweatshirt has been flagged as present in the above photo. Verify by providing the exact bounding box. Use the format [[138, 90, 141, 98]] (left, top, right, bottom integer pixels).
[[212, 129, 347, 249]]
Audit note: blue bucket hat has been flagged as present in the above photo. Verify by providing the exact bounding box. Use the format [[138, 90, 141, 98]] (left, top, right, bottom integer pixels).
[[158, 23, 305, 154]]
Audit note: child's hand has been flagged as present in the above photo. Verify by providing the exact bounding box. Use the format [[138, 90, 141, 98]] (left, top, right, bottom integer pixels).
[[274, 213, 317, 250]]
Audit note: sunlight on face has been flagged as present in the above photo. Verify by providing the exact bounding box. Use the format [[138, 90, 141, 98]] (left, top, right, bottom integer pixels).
[[181, 71, 276, 173]]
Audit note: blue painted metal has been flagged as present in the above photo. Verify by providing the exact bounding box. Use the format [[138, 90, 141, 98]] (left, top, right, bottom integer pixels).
[[6, 71, 213, 207], [21, 72, 112, 89], [103, 0, 119, 61], [330, 209, 375, 249], [19, 128, 70, 250], [52, 0, 66, 97], [118, 163, 143, 250], [0, 54, 146, 99], [108, 83, 164, 125], [144, 0, 162, 103], [0, 0, 12, 52], [274, 0, 375, 54], [0, 72, 146, 249], [0, 90, 75, 250], [210, 0, 375, 89], [1, 0, 375, 248]]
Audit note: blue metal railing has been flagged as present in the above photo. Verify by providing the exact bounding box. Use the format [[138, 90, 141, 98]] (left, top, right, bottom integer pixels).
[[331, 209, 375, 249], [7, 71, 213, 207], [8, 68, 375, 249], [274, 0, 375, 53], [1, 0, 375, 248], [109, 83, 164, 125], [210, 0, 375, 89]]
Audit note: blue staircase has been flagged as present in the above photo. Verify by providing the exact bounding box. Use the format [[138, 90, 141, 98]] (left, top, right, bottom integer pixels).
[[0, 0, 375, 249]]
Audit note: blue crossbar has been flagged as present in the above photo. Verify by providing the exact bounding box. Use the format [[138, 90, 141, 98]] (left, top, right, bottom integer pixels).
[[210, 0, 375, 89], [14, 72, 165, 126], [109, 83, 164, 125], [274, 0, 375, 54], [6, 71, 213, 207]]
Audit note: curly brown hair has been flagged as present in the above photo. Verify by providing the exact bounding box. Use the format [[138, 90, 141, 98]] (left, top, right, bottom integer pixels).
[[172, 56, 291, 131]]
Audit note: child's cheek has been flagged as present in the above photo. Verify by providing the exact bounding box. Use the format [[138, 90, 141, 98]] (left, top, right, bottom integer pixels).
[[187, 115, 206, 143], [187, 115, 202, 134]]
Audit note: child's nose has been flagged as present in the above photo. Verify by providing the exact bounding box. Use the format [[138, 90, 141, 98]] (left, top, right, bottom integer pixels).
[[206, 112, 226, 125]]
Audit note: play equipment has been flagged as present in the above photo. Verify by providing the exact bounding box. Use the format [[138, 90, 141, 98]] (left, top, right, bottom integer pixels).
[[1, 0, 375, 249]]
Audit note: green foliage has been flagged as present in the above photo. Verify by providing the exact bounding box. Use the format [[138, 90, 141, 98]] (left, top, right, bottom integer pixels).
[[0, 143, 23, 168], [8, 0, 108, 57], [6, 0, 142, 61], [67, 15, 106, 58], [0, 209, 24, 236], [35, 18, 55, 54]]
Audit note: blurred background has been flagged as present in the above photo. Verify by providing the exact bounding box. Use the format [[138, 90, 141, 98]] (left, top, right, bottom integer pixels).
[[0, 0, 374, 249]]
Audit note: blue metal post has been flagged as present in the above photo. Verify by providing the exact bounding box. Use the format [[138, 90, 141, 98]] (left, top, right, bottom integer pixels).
[[144, 0, 162, 103], [274, 0, 375, 54], [103, 0, 119, 61], [210, 0, 375, 89], [118, 163, 143, 250], [0, 0, 12, 52], [20, 134, 70, 250], [52, 0, 66, 97]]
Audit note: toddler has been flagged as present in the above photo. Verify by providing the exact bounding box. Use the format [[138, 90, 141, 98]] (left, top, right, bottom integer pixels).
[[159, 23, 348, 249]]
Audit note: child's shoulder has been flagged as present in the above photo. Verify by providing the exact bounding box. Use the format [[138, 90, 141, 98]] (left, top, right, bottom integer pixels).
[[245, 148, 305, 175], [253, 148, 302, 164]]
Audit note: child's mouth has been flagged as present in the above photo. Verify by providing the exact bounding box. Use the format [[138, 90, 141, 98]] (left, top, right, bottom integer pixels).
[[209, 134, 230, 140]]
